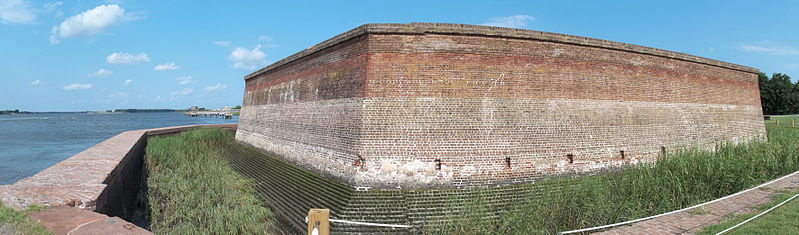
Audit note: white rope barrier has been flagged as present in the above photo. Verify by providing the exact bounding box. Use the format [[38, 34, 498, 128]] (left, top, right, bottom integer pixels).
[[559, 170, 799, 234], [715, 192, 799, 235], [305, 216, 412, 228]]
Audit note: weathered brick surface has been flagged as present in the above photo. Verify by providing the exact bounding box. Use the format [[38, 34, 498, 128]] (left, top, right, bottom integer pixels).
[[237, 23, 766, 189]]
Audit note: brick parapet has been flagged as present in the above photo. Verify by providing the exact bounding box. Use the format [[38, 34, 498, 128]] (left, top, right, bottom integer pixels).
[[245, 23, 757, 81]]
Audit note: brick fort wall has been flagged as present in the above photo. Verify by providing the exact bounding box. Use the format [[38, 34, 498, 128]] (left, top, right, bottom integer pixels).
[[236, 23, 765, 189]]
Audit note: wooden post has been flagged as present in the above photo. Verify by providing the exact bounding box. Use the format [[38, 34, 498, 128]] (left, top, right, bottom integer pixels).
[[307, 209, 330, 235], [777, 119, 780, 126], [793, 119, 795, 127]]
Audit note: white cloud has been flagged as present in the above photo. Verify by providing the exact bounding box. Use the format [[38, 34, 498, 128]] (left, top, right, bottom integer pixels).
[[258, 35, 272, 42], [50, 4, 140, 43], [741, 44, 799, 56], [213, 41, 232, 47], [123, 79, 132, 86], [154, 62, 178, 71], [170, 88, 193, 100], [480, 15, 534, 29], [44, 2, 63, 19], [63, 83, 92, 90], [30, 80, 40, 85], [0, 0, 36, 24], [176, 76, 195, 85], [229, 44, 267, 71], [204, 83, 226, 92], [88, 68, 113, 78], [43, 1, 61, 13], [108, 91, 127, 98], [106, 52, 149, 64], [155, 95, 163, 101]]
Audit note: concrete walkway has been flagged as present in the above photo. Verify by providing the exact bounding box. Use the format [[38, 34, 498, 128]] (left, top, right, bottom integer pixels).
[[595, 172, 799, 234]]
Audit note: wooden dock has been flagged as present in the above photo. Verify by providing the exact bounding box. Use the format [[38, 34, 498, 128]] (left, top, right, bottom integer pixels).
[[184, 110, 236, 119]]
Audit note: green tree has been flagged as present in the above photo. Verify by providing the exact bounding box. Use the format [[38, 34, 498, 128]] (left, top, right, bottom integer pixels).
[[234, 105, 241, 109], [759, 73, 797, 115]]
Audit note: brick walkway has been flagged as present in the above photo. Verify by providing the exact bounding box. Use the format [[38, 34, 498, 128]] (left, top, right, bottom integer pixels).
[[28, 206, 151, 235], [595, 172, 799, 234]]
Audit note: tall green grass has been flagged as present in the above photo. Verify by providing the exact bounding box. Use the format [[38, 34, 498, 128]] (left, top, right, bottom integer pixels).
[[145, 128, 274, 234], [437, 124, 799, 234]]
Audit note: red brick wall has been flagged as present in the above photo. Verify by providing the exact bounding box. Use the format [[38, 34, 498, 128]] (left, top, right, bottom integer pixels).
[[237, 24, 765, 188], [237, 35, 368, 175]]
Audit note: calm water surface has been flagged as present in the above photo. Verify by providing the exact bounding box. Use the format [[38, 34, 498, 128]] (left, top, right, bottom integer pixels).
[[0, 112, 238, 184]]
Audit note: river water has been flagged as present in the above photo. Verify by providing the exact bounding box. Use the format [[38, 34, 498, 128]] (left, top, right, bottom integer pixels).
[[0, 112, 238, 185]]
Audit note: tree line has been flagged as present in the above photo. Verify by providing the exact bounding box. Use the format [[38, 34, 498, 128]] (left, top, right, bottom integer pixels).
[[759, 72, 796, 115]]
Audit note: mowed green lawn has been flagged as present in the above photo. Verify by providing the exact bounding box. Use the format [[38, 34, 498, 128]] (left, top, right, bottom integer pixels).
[[700, 189, 799, 235], [765, 115, 799, 126]]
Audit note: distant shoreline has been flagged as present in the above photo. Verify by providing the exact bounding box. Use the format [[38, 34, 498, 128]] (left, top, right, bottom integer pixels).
[[1, 109, 180, 115]]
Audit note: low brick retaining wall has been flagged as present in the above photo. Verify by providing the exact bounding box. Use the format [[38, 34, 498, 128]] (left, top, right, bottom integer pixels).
[[225, 141, 568, 234], [0, 124, 236, 219]]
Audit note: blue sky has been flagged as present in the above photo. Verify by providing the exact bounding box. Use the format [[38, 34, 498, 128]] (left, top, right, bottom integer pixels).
[[1, 0, 797, 111]]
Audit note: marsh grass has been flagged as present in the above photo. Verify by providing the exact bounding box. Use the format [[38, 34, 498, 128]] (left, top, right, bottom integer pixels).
[[437, 124, 799, 234], [0, 203, 51, 235], [145, 128, 274, 234]]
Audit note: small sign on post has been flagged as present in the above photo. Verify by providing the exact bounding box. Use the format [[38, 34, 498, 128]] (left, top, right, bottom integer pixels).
[[307, 209, 330, 235]]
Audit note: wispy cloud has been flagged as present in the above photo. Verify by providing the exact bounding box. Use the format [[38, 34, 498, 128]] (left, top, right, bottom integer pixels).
[[107, 52, 149, 64], [258, 35, 272, 42], [176, 76, 195, 85], [63, 83, 92, 90], [0, 0, 37, 24], [213, 41, 232, 47], [480, 15, 534, 29], [204, 83, 226, 92], [49, 4, 141, 44], [154, 62, 178, 71], [108, 91, 127, 98], [740, 42, 799, 55], [30, 79, 40, 85], [43, 1, 61, 12], [170, 88, 193, 100], [229, 44, 267, 71], [88, 68, 113, 78], [123, 79, 132, 86]]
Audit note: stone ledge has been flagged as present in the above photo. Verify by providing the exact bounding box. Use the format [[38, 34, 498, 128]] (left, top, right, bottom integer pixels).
[[0, 124, 237, 211], [245, 22, 758, 81]]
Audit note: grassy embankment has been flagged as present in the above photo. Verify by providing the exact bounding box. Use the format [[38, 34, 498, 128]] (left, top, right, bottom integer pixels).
[[435, 124, 799, 234], [145, 128, 274, 234], [0, 204, 50, 235]]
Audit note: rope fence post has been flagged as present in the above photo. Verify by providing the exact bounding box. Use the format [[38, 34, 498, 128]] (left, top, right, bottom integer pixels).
[[307, 209, 330, 235]]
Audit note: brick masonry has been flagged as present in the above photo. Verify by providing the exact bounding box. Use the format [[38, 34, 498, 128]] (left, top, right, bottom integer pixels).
[[236, 23, 766, 189]]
